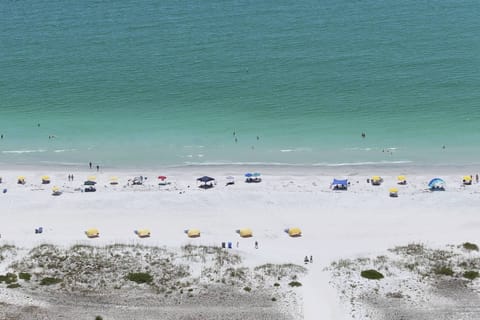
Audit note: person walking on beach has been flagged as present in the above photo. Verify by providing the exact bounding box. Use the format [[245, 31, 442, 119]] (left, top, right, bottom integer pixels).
[[255, 241, 258, 249], [1, 134, 3, 139], [476, 174, 479, 183], [96, 165, 99, 172], [310, 255, 313, 263], [304, 256, 309, 264], [89, 162, 92, 169], [68, 174, 71, 181]]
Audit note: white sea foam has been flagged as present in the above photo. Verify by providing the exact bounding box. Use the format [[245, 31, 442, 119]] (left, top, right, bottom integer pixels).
[[2, 149, 47, 154], [53, 149, 76, 153]]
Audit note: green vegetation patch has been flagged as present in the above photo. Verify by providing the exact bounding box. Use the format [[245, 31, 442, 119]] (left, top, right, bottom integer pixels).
[[433, 266, 454, 276], [288, 281, 302, 287], [360, 269, 384, 280], [463, 271, 479, 280], [243, 286, 251, 292], [463, 242, 479, 251], [126, 272, 153, 284], [7, 283, 21, 289], [0, 273, 18, 284], [40, 277, 63, 286], [19, 272, 32, 281]]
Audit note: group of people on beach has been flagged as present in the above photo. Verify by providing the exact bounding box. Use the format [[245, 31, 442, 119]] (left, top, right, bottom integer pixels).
[[89, 162, 100, 172], [304, 255, 313, 264]]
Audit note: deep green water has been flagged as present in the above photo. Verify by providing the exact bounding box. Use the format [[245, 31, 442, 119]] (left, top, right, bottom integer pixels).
[[1, 0, 479, 168]]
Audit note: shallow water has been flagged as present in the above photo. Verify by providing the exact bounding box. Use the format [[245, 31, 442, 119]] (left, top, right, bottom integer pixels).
[[1, 0, 479, 168]]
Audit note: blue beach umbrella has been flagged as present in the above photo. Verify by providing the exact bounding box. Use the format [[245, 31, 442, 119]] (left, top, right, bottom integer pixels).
[[253, 172, 261, 177], [245, 173, 253, 178], [428, 178, 445, 190]]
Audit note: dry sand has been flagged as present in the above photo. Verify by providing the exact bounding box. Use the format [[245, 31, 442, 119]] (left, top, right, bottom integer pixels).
[[1, 165, 480, 319]]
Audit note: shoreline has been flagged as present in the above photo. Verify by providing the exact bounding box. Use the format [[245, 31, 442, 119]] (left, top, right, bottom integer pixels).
[[1, 161, 480, 176]]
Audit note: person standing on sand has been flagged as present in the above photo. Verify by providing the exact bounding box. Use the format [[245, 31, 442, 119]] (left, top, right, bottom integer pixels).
[[96, 165, 100, 172], [89, 162, 92, 169], [476, 174, 479, 183], [310, 255, 313, 263], [255, 241, 258, 249], [1, 134, 3, 139], [304, 256, 309, 264]]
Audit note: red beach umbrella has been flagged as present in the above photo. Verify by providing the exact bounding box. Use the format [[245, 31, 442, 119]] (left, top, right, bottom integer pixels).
[[158, 176, 167, 180]]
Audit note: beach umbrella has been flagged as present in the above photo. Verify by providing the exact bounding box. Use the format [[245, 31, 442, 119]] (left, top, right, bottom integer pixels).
[[428, 178, 445, 190], [110, 176, 118, 181], [158, 176, 167, 180], [87, 176, 96, 181], [197, 176, 214, 183], [397, 175, 406, 181], [286, 227, 302, 237], [135, 229, 151, 238], [389, 188, 399, 197], [253, 172, 261, 177], [245, 173, 253, 178], [42, 175, 50, 180], [463, 176, 472, 185], [186, 229, 201, 238], [85, 228, 100, 238], [18, 176, 25, 180], [237, 228, 253, 238]]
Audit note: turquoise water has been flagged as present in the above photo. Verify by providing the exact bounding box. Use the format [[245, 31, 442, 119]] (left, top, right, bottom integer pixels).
[[1, 0, 479, 168]]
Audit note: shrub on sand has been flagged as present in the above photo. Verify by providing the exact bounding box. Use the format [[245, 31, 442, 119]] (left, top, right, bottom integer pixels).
[[126, 272, 153, 284], [360, 269, 384, 280], [0, 273, 18, 284], [288, 281, 302, 287], [433, 266, 454, 276], [19, 272, 32, 281], [463, 242, 479, 251], [463, 271, 479, 280], [40, 277, 63, 285]]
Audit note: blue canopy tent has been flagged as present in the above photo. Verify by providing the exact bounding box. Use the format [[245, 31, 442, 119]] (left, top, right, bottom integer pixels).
[[428, 178, 445, 191], [246, 172, 262, 183], [331, 179, 348, 190]]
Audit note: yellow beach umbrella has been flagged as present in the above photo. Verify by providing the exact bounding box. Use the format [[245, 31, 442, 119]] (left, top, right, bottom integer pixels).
[[372, 176, 382, 181], [110, 176, 118, 181], [288, 227, 302, 237], [18, 176, 25, 180], [238, 228, 253, 238], [87, 176, 96, 181], [463, 176, 472, 181], [42, 175, 50, 180], [187, 229, 201, 238], [136, 229, 151, 238], [85, 228, 100, 238], [397, 175, 406, 181], [389, 187, 399, 197], [52, 186, 60, 192]]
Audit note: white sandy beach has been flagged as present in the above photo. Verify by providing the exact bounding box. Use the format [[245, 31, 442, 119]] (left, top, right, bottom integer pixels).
[[1, 165, 480, 319]]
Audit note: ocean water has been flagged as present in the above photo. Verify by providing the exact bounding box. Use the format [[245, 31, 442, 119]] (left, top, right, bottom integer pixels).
[[1, 0, 479, 168]]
